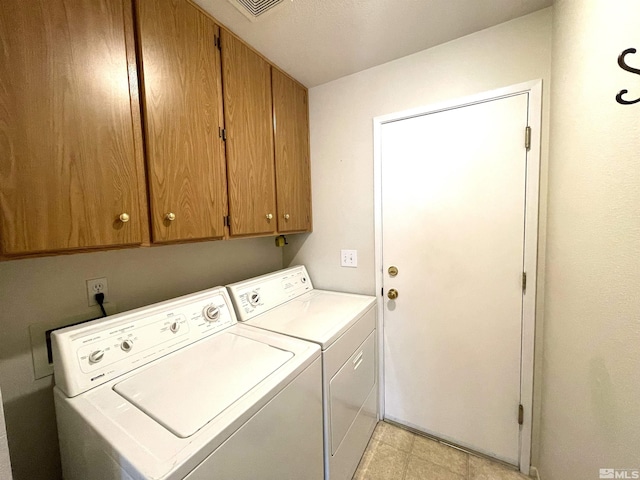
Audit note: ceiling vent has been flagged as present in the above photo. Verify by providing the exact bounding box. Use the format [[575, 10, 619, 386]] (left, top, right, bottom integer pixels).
[[227, 0, 290, 22]]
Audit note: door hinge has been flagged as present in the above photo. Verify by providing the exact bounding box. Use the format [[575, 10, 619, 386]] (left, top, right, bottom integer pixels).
[[214, 34, 221, 50], [223, 215, 230, 227], [525, 126, 531, 151], [518, 404, 524, 425], [219, 128, 227, 141], [522, 272, 527, 292]]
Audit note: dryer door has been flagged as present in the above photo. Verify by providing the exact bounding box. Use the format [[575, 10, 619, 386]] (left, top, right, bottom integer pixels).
[[114, 332, 293, 438], [329, 331, 376, 454]]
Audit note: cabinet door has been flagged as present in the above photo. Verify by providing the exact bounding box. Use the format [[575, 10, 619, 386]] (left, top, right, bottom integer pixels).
[[221, 30, 277, 237], [136, 0, 227, 242], [0, 0, 145, 255], [272, 69, 312, 233]]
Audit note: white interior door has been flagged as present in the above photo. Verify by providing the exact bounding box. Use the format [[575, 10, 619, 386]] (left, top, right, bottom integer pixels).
[[381, 93, 529, 465]]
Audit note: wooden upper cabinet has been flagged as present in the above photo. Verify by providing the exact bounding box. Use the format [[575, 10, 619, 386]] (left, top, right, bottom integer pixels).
[[135, 0, 227, 243], [272, 69, 312, 233], [220, 29, 277, 237], [0, 0, 146, 255]]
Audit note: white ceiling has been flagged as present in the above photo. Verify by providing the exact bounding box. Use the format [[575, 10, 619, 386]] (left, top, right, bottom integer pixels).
[[194, 0, 553, 88]]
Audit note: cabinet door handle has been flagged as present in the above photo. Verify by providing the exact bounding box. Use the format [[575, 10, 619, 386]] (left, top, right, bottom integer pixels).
[[119, 213, 130, 223], [284, 213, 290, 220], [165, 212, 176, 221], [266, 213, 273, 220]]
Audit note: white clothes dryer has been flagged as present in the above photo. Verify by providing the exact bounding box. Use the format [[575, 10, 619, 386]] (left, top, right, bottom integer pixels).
[[52, 286, 323, 480], [227, 266, 378, 480]]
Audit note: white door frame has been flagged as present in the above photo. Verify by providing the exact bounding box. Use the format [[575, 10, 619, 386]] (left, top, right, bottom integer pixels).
[[373, 80, 542, 474]]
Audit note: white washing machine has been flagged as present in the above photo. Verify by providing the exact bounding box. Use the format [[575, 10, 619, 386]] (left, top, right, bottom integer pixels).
[[227, 266, 378, 480], [52, 286, 323, 480]]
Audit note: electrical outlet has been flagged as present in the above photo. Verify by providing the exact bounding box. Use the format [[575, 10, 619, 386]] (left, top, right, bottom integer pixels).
[[340, 249, 358, 268], [86, 277, 108, 306]]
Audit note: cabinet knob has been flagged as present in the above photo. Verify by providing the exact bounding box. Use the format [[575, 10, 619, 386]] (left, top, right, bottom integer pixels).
[[165, 212, 176, 221], [284, 214, 290, 220], [266, 213, 273, 220], [119, 213, 130, 223]]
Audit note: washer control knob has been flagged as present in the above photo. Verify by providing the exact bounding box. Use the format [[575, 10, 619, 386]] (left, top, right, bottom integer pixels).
[[169, 321, 180, 333], [249, 291, 260, 306], [203, 304, 220, 322], [121, 339, 133, 352], [89, 350, 105, 364]]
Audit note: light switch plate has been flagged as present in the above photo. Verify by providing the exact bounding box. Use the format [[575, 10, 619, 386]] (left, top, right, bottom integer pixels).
[[341, 249, 358, 268]]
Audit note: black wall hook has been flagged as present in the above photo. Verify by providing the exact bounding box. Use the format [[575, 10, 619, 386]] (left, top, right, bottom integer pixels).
[[616, 48, 640, 105]]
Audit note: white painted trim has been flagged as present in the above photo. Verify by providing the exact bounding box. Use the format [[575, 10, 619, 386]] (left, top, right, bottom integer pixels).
[[372, 79, 543, 475], [530, 466, 543, 480], [373, 117, 385, 419], [519, 79, 543, 476]]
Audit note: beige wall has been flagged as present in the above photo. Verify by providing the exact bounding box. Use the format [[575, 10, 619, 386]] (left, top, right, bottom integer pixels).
[[539, 1, 640, 478], [284, 7, 552, 468], [0, 239, 283, 479]]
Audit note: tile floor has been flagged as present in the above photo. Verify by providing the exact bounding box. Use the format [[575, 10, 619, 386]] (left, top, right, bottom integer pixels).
[[353, 422, 532, 480]]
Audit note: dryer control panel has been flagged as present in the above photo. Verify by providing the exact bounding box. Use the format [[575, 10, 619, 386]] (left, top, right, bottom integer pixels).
[[227, 266, 313, 322], [52, 287, 236, 397]]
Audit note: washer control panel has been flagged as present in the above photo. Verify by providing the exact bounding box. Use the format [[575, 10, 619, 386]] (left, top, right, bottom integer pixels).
[[227, 266, 313, 322], [52, 287, 236, 397]]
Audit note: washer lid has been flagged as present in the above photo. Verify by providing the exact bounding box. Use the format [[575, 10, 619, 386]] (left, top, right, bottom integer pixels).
[[113, 332, 293, 438]]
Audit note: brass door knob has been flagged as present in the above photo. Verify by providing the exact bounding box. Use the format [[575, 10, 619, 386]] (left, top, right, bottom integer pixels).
[[119, 213, 130, 223], [165, 212, 176, 221], [387, 289, 399, 300]]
